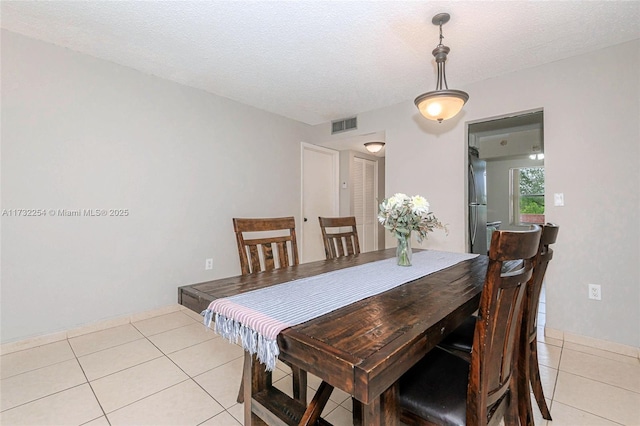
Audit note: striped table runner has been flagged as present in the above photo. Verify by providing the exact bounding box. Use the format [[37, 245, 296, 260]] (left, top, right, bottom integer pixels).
[[203, 250, 478, 370]]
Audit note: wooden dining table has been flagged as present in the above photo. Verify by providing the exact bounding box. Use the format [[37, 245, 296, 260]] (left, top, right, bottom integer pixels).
[[178, 248, 488, 426]]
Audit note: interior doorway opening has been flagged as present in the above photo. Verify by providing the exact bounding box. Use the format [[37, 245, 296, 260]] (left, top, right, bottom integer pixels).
[[467, 110, 544, 255]]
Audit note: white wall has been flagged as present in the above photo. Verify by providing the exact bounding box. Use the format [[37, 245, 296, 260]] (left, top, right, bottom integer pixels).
[[308, 40, 640, 348], [0, 31, 309, 343], [3, 29, 638, 350]]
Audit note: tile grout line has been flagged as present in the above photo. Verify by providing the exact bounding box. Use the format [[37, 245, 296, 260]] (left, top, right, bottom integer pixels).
[[0, 356, 77, 381], [66, 313, 242, 424], [99, 330, 197, 411], [0, 382, 88, 416], [555, 368, 640, 395], [71, 335, 147, 359], [557, 341, 640, 394], [141, 327, 242, 425], [0, 340, 108, 422], [552, 340, 636, 425], [548, 338, 563, 415], [68, 337, 111, 424], [89, 322, 206, 421], [129, 315, 202, 338], [101, 376, 194, 419]]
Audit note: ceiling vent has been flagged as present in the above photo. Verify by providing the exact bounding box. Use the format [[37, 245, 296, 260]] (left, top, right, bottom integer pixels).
[[331, 117, 357, 134]]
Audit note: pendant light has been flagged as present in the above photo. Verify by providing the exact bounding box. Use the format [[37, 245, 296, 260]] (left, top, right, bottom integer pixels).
[[415, 13, 469, 123]]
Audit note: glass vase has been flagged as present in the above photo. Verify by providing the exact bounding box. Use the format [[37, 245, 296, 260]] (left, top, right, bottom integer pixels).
[[396, 232, 412, 266]]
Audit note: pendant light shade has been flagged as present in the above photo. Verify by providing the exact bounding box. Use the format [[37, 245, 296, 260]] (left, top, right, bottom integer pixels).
[[415, 13, 469, 123]]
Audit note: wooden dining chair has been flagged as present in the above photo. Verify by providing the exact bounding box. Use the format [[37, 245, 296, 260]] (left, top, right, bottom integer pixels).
[[397, 225, 541, 426], [437, 223, 559, 424], [233, 216, 299, 275], [518, 223, 559, 424], [318, 216, 360, 259], [232, 217, 306, 405]]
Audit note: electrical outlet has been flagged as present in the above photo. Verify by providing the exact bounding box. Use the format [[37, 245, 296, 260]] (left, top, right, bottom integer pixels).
[[588, 284, 601, 300], [205, 258, 213, 270]]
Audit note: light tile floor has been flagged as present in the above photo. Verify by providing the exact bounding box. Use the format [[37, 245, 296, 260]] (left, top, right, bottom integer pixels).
[[1, 303, 639, 425]]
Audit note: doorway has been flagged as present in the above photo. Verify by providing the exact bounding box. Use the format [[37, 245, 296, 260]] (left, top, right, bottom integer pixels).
[[467, 110, 544, 254]]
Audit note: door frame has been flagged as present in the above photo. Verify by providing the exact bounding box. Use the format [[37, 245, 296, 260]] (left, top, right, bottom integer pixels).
[[300, 142, 340, 261], [465, 108, 544, 252]]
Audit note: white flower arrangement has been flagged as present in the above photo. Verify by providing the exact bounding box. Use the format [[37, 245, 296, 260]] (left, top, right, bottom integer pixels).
[[378, 193, 447, 242]]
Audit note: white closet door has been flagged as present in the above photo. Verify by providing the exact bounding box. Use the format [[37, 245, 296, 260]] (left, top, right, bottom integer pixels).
[[352, 157, 378, 252], [301, 143, 339, 263]]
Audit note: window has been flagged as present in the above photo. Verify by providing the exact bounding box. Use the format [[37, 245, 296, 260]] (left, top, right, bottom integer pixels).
[[510, 167, 545, 225]]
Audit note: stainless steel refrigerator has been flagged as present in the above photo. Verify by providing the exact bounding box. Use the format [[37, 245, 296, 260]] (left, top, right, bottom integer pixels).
[[468, 147, 488, 255]]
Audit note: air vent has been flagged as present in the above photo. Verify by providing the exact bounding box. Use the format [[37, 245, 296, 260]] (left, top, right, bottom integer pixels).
[[331, 116, 357, 134]]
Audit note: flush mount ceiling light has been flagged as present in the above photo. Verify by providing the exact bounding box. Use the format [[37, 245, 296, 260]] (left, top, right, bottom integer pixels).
[[364, 142, 385, 153], [415, 13, 469, 123]]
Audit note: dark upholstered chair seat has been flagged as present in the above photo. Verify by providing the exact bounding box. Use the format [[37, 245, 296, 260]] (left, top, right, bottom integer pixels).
[[439, 316, 475, 354], [399, 347, 470, 426], [439, 259, 524, 358]]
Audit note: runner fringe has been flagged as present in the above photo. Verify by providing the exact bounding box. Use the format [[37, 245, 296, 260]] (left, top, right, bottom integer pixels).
[[201, 309, 279, 371]]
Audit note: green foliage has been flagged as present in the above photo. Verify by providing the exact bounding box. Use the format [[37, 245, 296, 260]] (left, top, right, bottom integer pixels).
[[519, 167, 545, 195], [519, 167, 545, 214], [520, 196, 545, 214]]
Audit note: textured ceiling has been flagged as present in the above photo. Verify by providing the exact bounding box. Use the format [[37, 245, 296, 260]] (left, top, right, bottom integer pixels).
[[1, 1, 639, 125]]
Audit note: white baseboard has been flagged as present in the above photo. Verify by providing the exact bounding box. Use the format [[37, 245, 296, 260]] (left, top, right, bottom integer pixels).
[[544, 326, 640, 359], [3, 310, 637, 360], [1, 304, 185, 355]]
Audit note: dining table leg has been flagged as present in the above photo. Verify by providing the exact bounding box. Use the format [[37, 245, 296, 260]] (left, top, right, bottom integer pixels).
[[243, 352, 270, 426], [382, 382, 399, 426], [357, 383, 399, 426]]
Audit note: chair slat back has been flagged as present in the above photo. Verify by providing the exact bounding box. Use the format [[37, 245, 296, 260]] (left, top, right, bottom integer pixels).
[[318, 216, 361, 260], [524, 223, 559, 338], [467, 225, 541, 424], [233, 217, 299, 275]]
